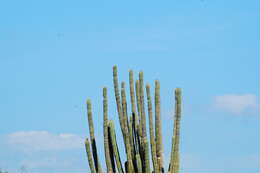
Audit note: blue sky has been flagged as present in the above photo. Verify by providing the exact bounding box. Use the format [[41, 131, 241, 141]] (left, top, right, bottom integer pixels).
[[1, 0, 260, 173]]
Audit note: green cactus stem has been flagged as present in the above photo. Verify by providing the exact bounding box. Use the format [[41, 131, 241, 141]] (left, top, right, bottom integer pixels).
[[87, 100, 103, 173], [169, 88, 182, 173], [146, 84, 159, 173], [113, 66, 126, 146], [155, 80, 163, 172], [139, 71, 147, 138], [108, 120, 124, 173], [136, 154, 143, 173], [143, 137, 151, 173], [121, 82, 135, 173], [85, 138, 97, 173], [103, 87, 114, 173]]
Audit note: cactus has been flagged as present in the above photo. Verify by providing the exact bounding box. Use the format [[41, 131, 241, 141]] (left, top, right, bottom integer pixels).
[[146, 84, 159, 173], [86, 100, 103, 173], [169, 88, 182, 173], [155, 80, 164, 172], [103, 87, 114, 173], [84, 66, 182, 173], [85, 138, 97, 173]]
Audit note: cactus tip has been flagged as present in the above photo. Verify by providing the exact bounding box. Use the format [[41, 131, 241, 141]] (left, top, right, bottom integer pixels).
[[121, 81, 126, 88], [113, 65, 117, 70], [175, 88, 181, 94]]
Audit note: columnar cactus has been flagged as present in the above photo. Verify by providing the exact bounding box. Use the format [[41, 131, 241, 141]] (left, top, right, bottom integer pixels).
[[84, 66, 182, 173]]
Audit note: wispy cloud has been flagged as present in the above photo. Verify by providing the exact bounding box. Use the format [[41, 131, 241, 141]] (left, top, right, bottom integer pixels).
[[213, 94, 258, 114], [6, 131, 84, 152], [19, 157, 74, 169]]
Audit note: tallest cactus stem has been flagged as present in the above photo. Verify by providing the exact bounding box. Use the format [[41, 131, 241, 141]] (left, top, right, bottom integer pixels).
[[129, 70, 137, 116], [139, 71, 147, 138], [155, 80, 163, 171], [113, 66, 127, 146]]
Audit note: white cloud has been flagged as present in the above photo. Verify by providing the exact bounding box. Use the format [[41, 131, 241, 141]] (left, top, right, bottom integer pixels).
[[20, 157, 59, 169], [6, 131, 84, 152], [20, 157, 74, 169], [213, 94, 258, 114]]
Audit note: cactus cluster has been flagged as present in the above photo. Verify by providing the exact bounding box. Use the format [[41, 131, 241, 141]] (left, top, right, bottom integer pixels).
[[84, 66, 182, 173]]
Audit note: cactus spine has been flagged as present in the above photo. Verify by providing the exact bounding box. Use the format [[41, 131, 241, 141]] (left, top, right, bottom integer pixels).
[[84, 66, 182, 173]]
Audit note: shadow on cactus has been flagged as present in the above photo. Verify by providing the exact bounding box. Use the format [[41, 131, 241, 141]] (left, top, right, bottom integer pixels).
[[84, 66, 182, 173]]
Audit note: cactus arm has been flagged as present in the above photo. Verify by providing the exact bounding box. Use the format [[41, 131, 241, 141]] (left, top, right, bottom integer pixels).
[[139, 71, 147, 138], [129, 114, 136, 159], [155, 80, 164, 171], [129, 70, 137, 118], [87, 99, 95, 142], [129, 70, 140, 155], [170, 88, 182, 173], [146, 84, 159, 173], [121, 82, 135, 173], [143, 137, 151, 173], [113, 66, 127, 145], [135, 80, 141, 125], [138, 72, 146, 169], [108, 120, 124, 173], [135, 80, 143, 155], [103, 87, 114, 173], [136, 79, 145, 165], [136, 154, 143, 173], [85, 138, 97, 173], [87, 100, 102, 173]]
